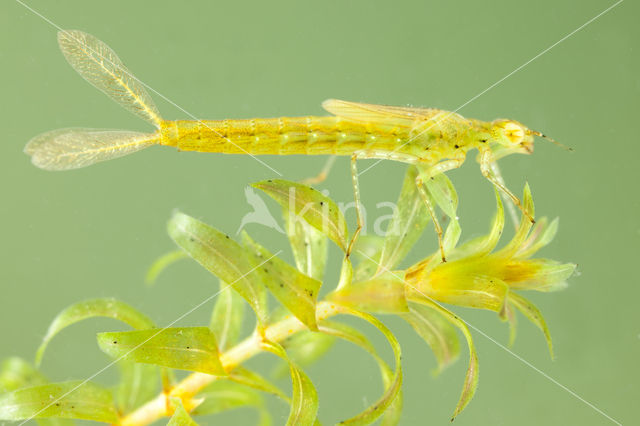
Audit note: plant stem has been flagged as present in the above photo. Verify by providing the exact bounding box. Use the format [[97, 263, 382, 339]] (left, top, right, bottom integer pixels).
[[120, 301, 341, 426]]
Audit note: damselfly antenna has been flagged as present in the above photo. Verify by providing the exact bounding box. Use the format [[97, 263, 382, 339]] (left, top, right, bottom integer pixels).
[[531, 130, 573, 152]]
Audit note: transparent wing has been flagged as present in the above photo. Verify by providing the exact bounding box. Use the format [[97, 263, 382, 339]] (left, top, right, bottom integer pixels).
[[58, 30, 162, 127], [322, 99, 441, 126], [25, 128, 157, 171]]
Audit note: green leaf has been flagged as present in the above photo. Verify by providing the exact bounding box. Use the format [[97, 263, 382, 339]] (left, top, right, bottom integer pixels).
[[260, 340, 318, 426], [283, 205, 328, 281], [378, 166, 430, 271], [116, 361, 159, 414], [145, 250, 188, 285], [167, 397, 199, 426], [412, 298, 478, 421], [352, 235, 385, 282], [454, 188, 504, 259], [192, 380, 270, 426], [401, 302, 460, 374], [504, 301, 518, 347], [443, 214, 461, 254], [328, 271, 409, 314], [36, 298, 155, 366], [243, 232, 321, 331], [508, 292, 554, 358], [319, 311, 402, 426], [495, 183, 535, 258], [422, 171, 458, 219], [337, 256, 354, 290], [0, 358, 47, 392], [97, 327, 226, 375], [209, 281, 245, 351], [254, 179, 348, 251], [0, 360, 74, 426], [516, 217, 559, 259], [227, 367, 289, 402], [320, 319, 404, 426], [167, 212, 269, 332], [0, 381, 118, 423], [279, 331, 335, 373]]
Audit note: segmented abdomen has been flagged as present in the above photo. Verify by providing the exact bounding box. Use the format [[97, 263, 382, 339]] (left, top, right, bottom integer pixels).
[[159, 116, 410, 156]]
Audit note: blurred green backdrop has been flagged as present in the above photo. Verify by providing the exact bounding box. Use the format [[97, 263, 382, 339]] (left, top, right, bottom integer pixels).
[[1, 0, 638, 424]]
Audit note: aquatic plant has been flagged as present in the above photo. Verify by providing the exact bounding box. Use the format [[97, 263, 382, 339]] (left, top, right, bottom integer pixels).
[[0, 168, 574, 425]]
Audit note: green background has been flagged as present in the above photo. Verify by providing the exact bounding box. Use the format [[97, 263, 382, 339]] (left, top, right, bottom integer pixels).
[[1, 0, 638, 424]]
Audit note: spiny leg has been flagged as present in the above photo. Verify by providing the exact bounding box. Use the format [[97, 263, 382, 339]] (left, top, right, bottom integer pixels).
[[480, 149, 535, 224], [345, 154, 364, 258], [301, 155, 337, 185], [416, 158, 465, 262]]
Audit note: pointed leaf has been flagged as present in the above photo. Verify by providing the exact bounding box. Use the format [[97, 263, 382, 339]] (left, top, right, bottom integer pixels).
[[401, 302, 460, 374], [506, 260, 576, 292], [422, 171, 458, 219], [337, 256, 354, 290], [116, 361, 159, 413], [454, 189, 504, 259], [243, 233, 321, 331], [254, 179, 348, 251], [167, 212, 269, 331], [321, 320, 405, 426], [280, 330, 335, 370], [516, 217, 559, 258], [167, 397, 199, 426], [192, 380, 268, 423], [504, 301, 518, 347], [227, 367, 289, 402], [508, 292, 554, 358], [0, 360, 74, 426], [145, 250, 188, 285], [328, 271, 408, 314], [0, 358, 47, 392], [352, 235, 385, 282], [284, 205, 328, 281], [379, 166, 430, 271], [209, 281, 245, 351], [36, 298, 154, 366], [411, 298, 478, 420], [0, 381, 117, 423], [97, 327, 226, 375], [443, 216, 461, 254], [320, 309, 402, 425], [495, 183, 535, 258], [260, 340, 318, 426]]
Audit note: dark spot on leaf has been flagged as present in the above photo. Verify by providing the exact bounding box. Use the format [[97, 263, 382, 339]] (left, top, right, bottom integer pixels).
[[279, 283, 284, 288], [113, 341, 118, 344], [226, 235, 230, 239], [189, 237, 195, 242], [454, 144, 459, 149], [263, 268, 269, 273], [320, 201, 324, 206], [186, 346, 190, 349]]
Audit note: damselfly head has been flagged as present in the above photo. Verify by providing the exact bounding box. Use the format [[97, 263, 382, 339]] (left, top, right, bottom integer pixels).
[[491, 120, 534, 154]]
